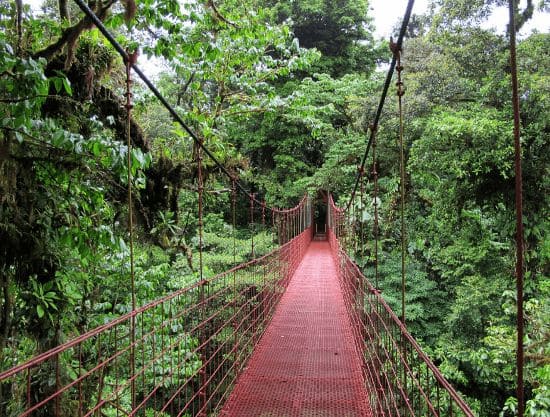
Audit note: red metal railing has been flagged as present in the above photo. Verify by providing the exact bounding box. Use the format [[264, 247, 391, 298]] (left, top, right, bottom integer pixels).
[[0, 201, 312, 417], [328, 195, 475, 417]]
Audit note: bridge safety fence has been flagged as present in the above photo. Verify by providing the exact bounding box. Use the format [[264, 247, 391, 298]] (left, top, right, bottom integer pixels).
[[0, 199, 312, 417], [328, 196, 475, 417]]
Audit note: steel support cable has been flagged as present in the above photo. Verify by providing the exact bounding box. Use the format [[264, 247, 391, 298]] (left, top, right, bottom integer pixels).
[[371, 125, 380, 290], [250, 193, 255, 258], [396, 50, 407, 326], [232, 178, 237, 267], [125, 50, 137, 411], [359, 167, 365, 258], [197, 139, 207, 416], [358, 167, 366, 349], [262, 200, 266, 229], [231, 179, 237, 370], [356, 193, 359, 254], [394, 49, 410, 405], [508, 1, 525, 416], [345, 0, 415, 212], [351, 176, 359, 256], [71, 0, 286, 213]]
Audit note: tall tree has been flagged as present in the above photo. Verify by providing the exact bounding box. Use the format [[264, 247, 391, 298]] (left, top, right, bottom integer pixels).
[[431, 0, 549, 32], [266, 0, 376, 77]]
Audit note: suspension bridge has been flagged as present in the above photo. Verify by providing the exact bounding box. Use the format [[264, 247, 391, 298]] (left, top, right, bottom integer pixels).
[[0, 196, 475, 417], [0, 0, 527, 415]]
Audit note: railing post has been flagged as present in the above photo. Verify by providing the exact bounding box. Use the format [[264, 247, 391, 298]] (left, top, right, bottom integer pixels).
[[231, 178, 240, 383]]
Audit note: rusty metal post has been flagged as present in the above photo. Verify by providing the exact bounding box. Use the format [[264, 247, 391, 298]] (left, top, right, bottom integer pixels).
[[508, 1, 525, 415]]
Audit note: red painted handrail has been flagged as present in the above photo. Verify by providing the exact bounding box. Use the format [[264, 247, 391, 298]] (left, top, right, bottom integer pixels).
[[328, 194, 475, 417]]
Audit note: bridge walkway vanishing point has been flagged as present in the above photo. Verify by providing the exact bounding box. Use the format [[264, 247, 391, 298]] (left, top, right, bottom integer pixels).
[[221, 240, 372, 417]]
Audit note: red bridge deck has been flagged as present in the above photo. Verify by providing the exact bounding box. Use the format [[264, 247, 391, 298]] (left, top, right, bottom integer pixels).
[[221, 241, 372, 417]]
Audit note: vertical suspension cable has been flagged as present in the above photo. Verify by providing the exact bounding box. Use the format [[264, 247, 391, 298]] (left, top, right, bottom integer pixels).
[[231, 177, 239, 375], [293, 208, 296, 239], [396, 49, 407, 325], [359, 167, 365, 258], [305, 197, 308, 238], [284, 212, 288, 244], [294, 208, 297, 239], [371, 124, 380, 290], [250, 193, 255, 258], [273, 208, 279, 245], [232, 178, 237, 267], [369, 125, 382, 415], [262, 200, 266, 229], [299, 201, 303, 236], [508, 1, 524, 415], [359, 167, 366, 328], [353, 198, 357, 254], [124, 51, 137, 411], [395, 45, 409, 405], [197, 138, 206, 416], [197, 145, 205, 281]]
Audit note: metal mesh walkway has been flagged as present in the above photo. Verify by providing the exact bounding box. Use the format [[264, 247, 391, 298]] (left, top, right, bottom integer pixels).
[[221, 241, 372, 417]]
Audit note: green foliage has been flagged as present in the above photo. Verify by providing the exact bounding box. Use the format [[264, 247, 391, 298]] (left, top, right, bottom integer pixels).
[[1, 0, 549, 416], [232, 72, 376, 204], [0, 37, 49, 143], [431, 0, 546, 32], [372, 249, 446, 340], [27, 279, 59, 321], [411, 106, 513, 183], [0, 13, 151, 362], [327, 21, 549, 415], [398, 27, 549, 415], [188, 209, 278, 276], [267, 0, 376, 77]]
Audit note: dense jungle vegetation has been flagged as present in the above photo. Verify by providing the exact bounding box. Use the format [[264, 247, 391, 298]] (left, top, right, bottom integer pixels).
[[0, 0, 548, 415]]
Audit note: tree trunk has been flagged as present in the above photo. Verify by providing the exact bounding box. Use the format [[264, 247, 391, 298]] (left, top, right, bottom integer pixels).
[[58, 0, 71, 23]]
